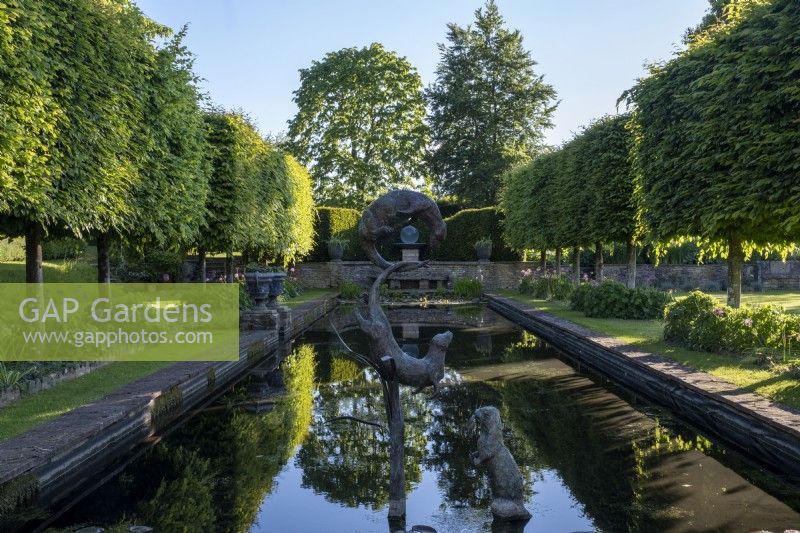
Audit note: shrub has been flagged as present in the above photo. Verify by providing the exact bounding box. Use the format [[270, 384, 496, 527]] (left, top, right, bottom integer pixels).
[[569, 283, 593, 313], [0, 238, 25, 262], [453, 277, 483, 299], [520, 272, 573, 301], [113, 248, 185, 282], [571, 280, 672, 320], [664, 292, 800, 359], [42, 237, 86, 260], [338, 281, 363, 300]]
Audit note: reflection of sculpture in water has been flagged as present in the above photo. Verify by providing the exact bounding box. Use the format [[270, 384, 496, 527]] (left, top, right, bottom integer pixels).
[[471, 406, 531, 523], [338, 190, 452, 524]]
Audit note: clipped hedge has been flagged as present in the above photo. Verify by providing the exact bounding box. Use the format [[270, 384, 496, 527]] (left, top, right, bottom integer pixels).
[[570, 280, 672, 320], [305, 207, 365, 261], [305, 205, 520, 262], [664, 292, 800, 359], [429, 207, 520, 261]]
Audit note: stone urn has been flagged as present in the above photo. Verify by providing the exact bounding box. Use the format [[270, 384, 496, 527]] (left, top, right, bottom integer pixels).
[[268, 272, 287, 306], [245, 271, 287, 307], [327, 239, 345, 261], [475, 240, 492, 262]]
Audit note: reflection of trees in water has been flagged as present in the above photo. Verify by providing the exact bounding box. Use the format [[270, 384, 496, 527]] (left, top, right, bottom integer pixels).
[[55, 345, 316, 533], [423, 384, 540, 508], [296, 368, 540, 512], [295, 372, 429, 509]]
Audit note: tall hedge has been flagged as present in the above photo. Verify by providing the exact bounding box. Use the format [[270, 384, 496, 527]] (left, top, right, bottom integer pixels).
[[305, 207, 364, 261], [305, 205, 519, 261], [429, 207, 519, 261], [626, 0, 800, 306]]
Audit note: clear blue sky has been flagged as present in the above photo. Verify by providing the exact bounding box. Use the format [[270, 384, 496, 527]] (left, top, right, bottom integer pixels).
[[135, 0, 709, 146]]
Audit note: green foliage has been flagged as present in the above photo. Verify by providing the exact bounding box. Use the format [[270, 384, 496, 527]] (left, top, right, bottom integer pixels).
[[306, 207, 364, 261], [0, 238, 25, 262], [427, 0, 557, 206], [112, 247, 185, 282], [42, 237, 86, 260], [288, 43, 430, 207], [307, 205, 519, 261], [500, 114, 637, 253], [665, 291, 800, 360], [453, 277, 483, 298], [430, 207, 519, 261], [0, 0, 160, 239], [626, 0, 799, 258], [124, 27, 210, 253], [570, 280, 672, 320], [338, 281, 364, 300], [519, 273, 573, 301]]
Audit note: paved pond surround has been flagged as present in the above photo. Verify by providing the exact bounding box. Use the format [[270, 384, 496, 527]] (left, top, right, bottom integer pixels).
[[486, 293, 800, 483], [0, 294, 338, 528]]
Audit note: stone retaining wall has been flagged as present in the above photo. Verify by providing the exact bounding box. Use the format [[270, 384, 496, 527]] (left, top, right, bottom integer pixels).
[[294, 260, 800, 292]]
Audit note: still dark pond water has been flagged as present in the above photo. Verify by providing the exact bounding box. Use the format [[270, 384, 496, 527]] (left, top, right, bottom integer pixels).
[[49, 305, 799, 532]]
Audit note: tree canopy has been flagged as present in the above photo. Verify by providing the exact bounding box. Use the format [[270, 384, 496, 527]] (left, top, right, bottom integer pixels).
[[500, 115, 637, 253], [427, 0, 557, 207], [287, 43, 429, 208], [625, 0, 799, 304]]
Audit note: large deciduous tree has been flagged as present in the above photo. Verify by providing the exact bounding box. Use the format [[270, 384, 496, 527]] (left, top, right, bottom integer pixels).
[[287, 43, 429, 207], [427, 0, 557, 207], [626, 0, 800, 307]]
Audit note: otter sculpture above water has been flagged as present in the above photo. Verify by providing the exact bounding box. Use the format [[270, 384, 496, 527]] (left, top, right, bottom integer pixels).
[[471, 406, 531, 523], [358, 189, 447, 269]]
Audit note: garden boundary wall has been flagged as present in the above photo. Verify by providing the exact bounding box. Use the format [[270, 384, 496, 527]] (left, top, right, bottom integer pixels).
[[290, 260, 800, 292], [486, 293, 800, 483]]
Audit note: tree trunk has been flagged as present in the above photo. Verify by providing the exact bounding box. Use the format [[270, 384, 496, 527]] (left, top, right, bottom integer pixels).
[[554, 247, 562, 276], [539, 250, 546, 272], [386, 378, 405, 520], [572, 246, 581, 286], [225, 253, 234, 283], [594, 241, 604, 282], [625, 240, 637, 289], [195, 248, 207, 283], [25, 223, 43, 283], [96, 231, 111, 283], [727, 236, 743, 308]]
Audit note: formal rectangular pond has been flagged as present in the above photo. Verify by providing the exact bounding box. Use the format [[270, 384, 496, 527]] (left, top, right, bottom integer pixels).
[[37, 305, 800, 532]]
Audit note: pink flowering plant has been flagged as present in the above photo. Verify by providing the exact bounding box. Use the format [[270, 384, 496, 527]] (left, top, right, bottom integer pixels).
[[518, 267, 573, 301]]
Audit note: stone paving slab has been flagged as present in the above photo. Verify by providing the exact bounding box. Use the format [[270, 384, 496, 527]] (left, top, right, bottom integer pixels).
[[487, 293, 800, 480]]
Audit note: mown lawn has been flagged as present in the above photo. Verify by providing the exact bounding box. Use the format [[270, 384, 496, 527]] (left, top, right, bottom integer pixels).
[[0, 259, 96, 283], [675, 291, 800, 314], [498, 290, 800, 410], [281, 288, 336, 307], [0, 361, 169, 441]]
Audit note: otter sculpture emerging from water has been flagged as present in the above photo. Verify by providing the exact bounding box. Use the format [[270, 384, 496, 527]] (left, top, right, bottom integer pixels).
[[471, 406, 531, 522], [358, 189, 447, 269]]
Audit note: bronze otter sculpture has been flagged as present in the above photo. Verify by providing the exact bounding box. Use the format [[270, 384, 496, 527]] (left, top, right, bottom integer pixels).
[[358, 189, 447, 268], [471, 406, 531, 522]]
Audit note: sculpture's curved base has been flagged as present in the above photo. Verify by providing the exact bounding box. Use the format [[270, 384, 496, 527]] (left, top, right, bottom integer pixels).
[[491, 498, 532, 521]]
